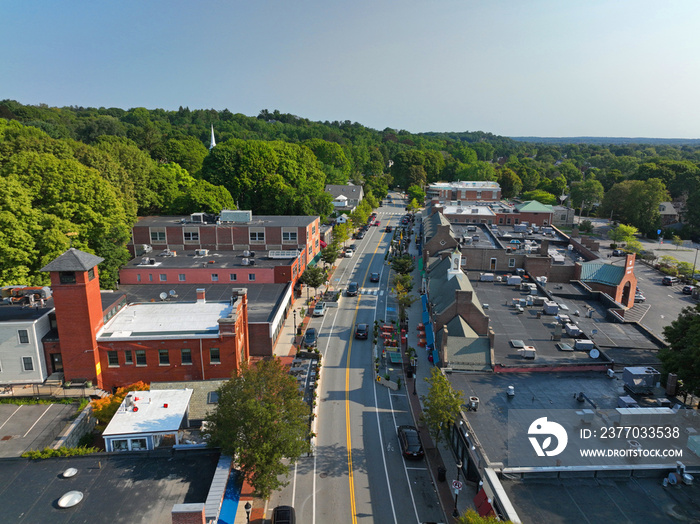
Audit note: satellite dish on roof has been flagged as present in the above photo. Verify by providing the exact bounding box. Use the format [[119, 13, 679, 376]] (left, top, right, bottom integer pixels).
[[159, 292, 168, 301], [589, 348, 600, 359], [169, 290, 177, 297]]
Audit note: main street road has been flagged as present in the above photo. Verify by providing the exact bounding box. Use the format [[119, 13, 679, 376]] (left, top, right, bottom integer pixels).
[[268, 194, 443, 523]]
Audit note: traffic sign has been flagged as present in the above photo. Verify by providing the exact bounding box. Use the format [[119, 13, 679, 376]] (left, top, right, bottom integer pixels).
[[452, 480, 463, 491]]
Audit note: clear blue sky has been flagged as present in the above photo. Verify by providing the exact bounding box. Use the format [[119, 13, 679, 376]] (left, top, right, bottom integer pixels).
[[3, 1, 699, 138]]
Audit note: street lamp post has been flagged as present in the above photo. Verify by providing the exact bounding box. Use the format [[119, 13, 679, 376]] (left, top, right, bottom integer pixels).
[[293, 309, 297, 333], [412, 357, 417, 395], [244, 501, 252, 522], [453, 459, 463, 517]]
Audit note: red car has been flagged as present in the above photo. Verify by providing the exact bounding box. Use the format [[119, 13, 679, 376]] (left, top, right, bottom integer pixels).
[[374, 220, 380, 226]]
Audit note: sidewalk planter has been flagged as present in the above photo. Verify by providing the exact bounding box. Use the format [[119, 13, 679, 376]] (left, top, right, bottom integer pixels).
[[375, 373, 398, 391]]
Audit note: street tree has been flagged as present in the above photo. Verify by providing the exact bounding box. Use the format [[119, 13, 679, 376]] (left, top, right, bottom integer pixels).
[[391, 254, 415, 275], [392, 276, 417, 323], [421, 367, 464, 445], [203, 359, 310, 497], [660, 303, 700, 397], [407, 184, 426, 204], [457, 509, 514, 524], [298, 265, 327, 300], [320, 242, 340, 268], [334, 222, 351, 246], [608, 224, 639, 246]]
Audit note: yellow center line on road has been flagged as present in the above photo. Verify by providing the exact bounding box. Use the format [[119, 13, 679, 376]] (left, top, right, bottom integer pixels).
[[345, 224, 393, 523]]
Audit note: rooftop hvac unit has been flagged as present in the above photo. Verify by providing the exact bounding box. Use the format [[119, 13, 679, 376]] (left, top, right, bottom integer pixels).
[[242, 258, 249, 265], [249, 259, 255, 265], [195, 249, 209, 256], [243, 250, 251, 257], [219, 209, 252, 223], [141, 244, 153, 253], [149, 258, 156, 265], [623, 367, 660, 394]]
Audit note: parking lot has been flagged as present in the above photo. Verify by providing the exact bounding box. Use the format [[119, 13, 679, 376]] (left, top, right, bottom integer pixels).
[[0, 402, 78, 457]]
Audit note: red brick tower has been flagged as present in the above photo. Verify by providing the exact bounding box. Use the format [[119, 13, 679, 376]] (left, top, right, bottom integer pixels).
[[41, 248, 106, 388]]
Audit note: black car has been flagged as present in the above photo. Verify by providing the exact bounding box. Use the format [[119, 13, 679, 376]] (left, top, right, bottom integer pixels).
[[370, 272, 380, 282], [683, 285, 695, 295], [385, 225, 392, 232], [272, 505, 296, 524], [303, 328, 317, 348], [347, 282, 359, 296], [397, 425, 424, 459], [355, 324, 369, 339]]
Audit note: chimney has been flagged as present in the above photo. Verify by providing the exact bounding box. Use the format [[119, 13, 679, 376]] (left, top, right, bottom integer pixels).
[[439, 325, 449, 367], [196, 289, 206, 303]]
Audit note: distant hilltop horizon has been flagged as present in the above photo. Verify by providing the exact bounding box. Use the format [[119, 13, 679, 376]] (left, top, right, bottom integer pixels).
[[509, 136, 700, 146]]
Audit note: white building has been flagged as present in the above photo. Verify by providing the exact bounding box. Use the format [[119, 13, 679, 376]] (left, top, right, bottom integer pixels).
[[0, 287, 53, 385]]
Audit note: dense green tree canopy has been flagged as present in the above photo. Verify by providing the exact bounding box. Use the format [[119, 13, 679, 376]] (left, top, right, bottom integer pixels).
[[203, 359, 310, 497], [660, 304, 700, 396]]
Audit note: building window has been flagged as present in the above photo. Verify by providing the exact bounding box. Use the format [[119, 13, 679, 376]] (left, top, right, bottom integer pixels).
[[124, 351, 133, 365], [59, 271, 76, 284], [87, 268, 95, 281], [506, 218, 511, 225], [148, 274, 153, 282], [179, 274, 186, 281], [477, 191, 482, 199], [282, 231, 298, 242], [135, 350, 147, 366], [18, 330, 29, 344], [230, 273, 237, 281], [250, 231, 265, 242], [509, 258, 516, 268], [184, 230, 199, 242], [137, 274, 141, 282], [107, 351, 119, 367], [159, 274, 167, 282], [131, 438, 147, 450], [514, 218, 519, 224], [150, 230, 166, 242], [248, 274, 256, 282], [207, 391, 219, 404], [112, 439, 129, 451], [22, 357, 34, 372], [181, 348, 192, 365], [211, 274, 219, 282], [210, 348, 221, 364], [159, 349, 170, 365]]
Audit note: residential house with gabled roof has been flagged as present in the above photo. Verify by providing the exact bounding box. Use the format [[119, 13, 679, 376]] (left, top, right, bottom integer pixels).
[[325, 184, 364, 212]]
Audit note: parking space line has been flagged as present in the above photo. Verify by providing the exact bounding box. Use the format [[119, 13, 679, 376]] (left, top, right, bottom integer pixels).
[[23, 404, 53, 438], [404, 467, 428, 471], [0, 405, 22, 432]]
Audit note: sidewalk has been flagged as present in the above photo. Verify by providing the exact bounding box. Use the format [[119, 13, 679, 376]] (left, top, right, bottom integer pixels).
[[402, 232, 474, 523]]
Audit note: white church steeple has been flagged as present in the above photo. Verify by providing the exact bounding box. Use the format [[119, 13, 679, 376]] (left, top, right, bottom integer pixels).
[[209, 124, 216, 150], [447, 247, 463, 280]]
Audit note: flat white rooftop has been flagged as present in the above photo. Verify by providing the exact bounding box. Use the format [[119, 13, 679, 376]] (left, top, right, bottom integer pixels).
[[103, 389, 194, 437], [442, 204, 497, 216], [99, 300, 233, 340]]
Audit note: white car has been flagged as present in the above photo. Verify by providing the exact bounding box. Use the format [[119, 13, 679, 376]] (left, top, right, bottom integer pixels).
[[344, 248, 354, 258], [313, 301, 327, 316]]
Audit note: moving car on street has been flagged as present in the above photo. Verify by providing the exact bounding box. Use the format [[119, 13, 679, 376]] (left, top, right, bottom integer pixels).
[[313, 302, 327, 316]]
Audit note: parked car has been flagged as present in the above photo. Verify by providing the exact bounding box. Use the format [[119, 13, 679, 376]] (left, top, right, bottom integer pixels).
[[634, 293, 646, 303], [313, 301, 327, 316], [347, 281, 359, 296], [612, 249, 626, 256], [344, 248, 354, 258], [303, 328, 317, 348], [397, 425, 424, 459], [370, 272, 380, 282], [662, 276, 679, 286], [354, 324, 369, 339], [272, 505, 296, 524], [374, 220, 381, 226], [682, 285, 695, 295]]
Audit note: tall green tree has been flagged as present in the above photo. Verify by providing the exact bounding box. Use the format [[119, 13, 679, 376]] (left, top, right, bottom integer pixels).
[[421, 367, 464, 445], [570, 179, 604, 217], [203, 359, 310, 497], [660, 304, 700, 396]]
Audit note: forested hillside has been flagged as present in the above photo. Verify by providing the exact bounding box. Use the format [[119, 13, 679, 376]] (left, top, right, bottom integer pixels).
[[2, 99, 700, 288]]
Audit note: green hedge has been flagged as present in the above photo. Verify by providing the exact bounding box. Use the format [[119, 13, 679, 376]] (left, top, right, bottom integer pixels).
[[21, 446, 99, 460]]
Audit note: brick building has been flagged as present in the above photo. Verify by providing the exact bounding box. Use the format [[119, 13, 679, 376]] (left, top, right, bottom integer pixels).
[[425, 181, 501, 202], [41, 248, 249, 391]]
